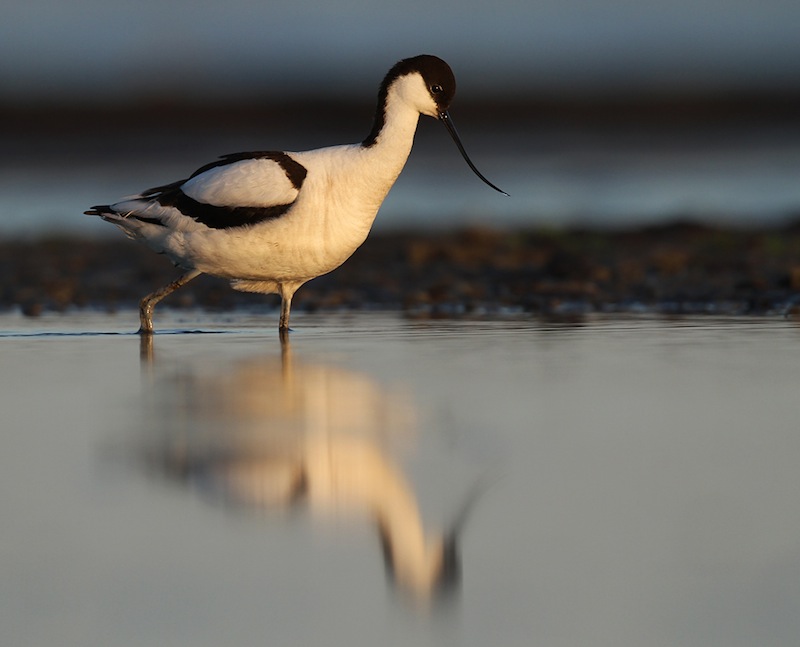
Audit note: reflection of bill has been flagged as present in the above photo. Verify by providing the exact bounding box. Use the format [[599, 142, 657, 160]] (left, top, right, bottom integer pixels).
[[141, 339, 477, 600]]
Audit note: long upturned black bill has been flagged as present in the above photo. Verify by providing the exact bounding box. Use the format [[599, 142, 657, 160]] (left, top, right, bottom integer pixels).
[[439, 111, 509, 196]]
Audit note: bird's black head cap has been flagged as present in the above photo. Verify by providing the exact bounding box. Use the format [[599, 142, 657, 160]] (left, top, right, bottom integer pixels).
[[363, 54, 456, 146]]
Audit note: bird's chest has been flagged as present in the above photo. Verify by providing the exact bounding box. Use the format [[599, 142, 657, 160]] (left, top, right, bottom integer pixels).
[[281, 168, 390, 261], [282, 198, 376, 275], [195, 154, 398, 281]]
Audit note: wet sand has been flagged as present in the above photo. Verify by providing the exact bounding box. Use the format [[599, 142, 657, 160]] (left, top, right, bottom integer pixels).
[[4, 223, 800, 321]]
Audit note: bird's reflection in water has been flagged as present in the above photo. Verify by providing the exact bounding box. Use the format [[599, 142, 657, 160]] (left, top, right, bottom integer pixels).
[[139, 335, 474, 602]]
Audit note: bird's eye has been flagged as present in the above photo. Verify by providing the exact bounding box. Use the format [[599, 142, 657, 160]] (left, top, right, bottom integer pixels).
[[431, 84, 443, 94]]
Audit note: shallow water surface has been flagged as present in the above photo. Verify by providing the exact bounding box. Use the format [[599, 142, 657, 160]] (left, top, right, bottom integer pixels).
[[2, 312, 800, 646]]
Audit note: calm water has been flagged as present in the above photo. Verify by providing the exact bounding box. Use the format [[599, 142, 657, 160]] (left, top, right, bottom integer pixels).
[[2, 311, 800, 646]]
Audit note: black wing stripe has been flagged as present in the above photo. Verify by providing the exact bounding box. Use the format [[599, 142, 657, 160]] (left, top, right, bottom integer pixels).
[[132, 215, 169, 227], [156, 188, 294, 230]]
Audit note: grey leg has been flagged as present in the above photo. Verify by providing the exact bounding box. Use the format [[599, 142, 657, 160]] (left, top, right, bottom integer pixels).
[[278, 282, 303, 333], [278, 291, 293, 332], [138, 270, 202, 334]]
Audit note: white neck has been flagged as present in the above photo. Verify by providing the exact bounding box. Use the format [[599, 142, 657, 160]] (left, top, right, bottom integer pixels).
[[287, 74, 432, 255], [359, 82, 425, 185]]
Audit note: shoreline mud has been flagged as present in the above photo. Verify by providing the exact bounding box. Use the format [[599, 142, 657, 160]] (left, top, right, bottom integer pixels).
[[4, 223, 800, 318]]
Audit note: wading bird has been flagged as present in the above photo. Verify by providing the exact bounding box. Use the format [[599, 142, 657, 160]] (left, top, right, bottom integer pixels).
[[86, 54, 506, 334]]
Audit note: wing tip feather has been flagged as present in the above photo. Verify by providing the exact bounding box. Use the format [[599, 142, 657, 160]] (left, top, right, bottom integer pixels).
[[84, 205, 111, 216]]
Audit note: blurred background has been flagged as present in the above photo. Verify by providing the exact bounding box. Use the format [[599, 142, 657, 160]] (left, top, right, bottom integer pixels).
[[2, 0, 800, 236], [5, 7, 800, 643]]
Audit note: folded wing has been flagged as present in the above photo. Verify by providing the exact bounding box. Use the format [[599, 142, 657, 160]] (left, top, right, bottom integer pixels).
[[87, 151, 309, 231]]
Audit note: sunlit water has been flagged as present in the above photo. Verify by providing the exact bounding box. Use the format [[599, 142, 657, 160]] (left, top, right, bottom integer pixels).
[[2, 311, 800, 646]]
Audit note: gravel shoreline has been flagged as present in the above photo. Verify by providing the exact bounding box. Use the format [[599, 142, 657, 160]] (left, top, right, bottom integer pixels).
[[4, 223, 800, 318]]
